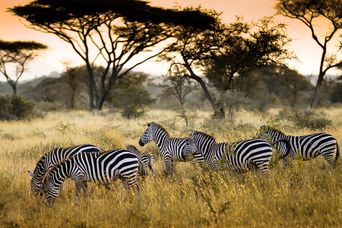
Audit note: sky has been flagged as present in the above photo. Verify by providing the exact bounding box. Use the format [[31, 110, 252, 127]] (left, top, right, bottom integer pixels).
[[0, 0, 341, 81]]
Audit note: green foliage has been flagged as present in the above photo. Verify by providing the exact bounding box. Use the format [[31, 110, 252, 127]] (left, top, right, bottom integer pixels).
[[330, 77, 342, 103], [108, 72, 155, 118], [0, 96, 34, 120], [206, 17, 291, 92], [277, 109, 332, 130], [111, 86, 155, 118]]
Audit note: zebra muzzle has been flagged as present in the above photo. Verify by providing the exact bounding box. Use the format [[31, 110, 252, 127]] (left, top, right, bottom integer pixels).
[[139, 139, 145, 146]]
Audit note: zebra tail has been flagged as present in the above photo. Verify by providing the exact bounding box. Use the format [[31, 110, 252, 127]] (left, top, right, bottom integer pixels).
[[336, 141, 340, 162], [271, 138, 292, 158]]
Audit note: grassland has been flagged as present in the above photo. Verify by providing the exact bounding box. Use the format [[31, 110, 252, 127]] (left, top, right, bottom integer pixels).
[[0, 108, 342, 227]]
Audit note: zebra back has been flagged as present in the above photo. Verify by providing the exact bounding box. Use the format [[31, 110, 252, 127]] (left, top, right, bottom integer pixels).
[[43, 149, 139, 205]]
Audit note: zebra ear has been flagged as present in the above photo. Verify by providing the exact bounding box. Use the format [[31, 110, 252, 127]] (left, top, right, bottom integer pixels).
[[28, 170, 34, 177], [147, 122, 152, 126]]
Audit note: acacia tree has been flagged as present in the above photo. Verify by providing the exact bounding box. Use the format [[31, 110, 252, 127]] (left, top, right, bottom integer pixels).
[[162, 65, 196, 107], [161, 9, 226, 118], [0, 40, 47, 97], [206, 17, 291, 113], [10, 0, 214, 110], [276, 0, 342, 108], [162, 11, 291, 118]]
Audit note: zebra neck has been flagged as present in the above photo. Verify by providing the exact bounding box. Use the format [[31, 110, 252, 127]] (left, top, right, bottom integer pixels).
[[49, 160, 74, 185], [153, 130, 170, 151], [269, 131, 287, 141], [215, 143, 228, 160]]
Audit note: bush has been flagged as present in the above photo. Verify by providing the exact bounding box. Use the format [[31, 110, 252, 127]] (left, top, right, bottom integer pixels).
[[0, 96, 34, 120], [110, 86, 155, 119], [277, 109, 332, 130]]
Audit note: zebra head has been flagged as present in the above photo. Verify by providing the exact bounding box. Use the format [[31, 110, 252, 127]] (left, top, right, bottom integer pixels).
[[139, 122, 155, 146], [42, 174, 58, 206], [182, 137, 197, 161], [29, 172, 44, 196], [257, 125, 271, 139], [142, 152, 155, 174]]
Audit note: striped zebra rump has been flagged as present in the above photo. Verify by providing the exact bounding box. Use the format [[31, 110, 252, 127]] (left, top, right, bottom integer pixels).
[[29, 144, 102, 196], [258, 126, 339, 165], [190, 130, 273, 173]]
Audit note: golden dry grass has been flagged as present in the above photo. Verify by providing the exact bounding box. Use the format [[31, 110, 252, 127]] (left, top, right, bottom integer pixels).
[[0, 108, 342, 227]]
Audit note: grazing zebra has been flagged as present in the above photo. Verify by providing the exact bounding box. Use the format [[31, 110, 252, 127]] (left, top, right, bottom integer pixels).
[[126, 145, 155, 175], [258, 125, 340, 166], [189, 130, 273, 173], [42, 149, 139, 206], [138, 122, 195, 175], [28, 144, 102, 196]]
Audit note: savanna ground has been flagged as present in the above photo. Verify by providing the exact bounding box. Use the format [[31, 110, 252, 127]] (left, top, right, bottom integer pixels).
[[0, 107, 342, 227]]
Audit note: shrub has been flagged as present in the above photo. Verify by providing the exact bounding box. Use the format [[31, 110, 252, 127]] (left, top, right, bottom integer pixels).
[[0, 96, 34, 120], [277, 109, 332, 130], [110, 86, 155, 119]]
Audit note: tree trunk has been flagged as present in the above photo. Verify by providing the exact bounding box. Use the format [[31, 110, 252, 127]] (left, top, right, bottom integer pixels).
[[8, 81, 17, 98], [212, 104, 225, 119], [187, 73, 225, 119], [310, 73, 324, 109], [85, 64, 95, 110], [94, 93, 106, 110]]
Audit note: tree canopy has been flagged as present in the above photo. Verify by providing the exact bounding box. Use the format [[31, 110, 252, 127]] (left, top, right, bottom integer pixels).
[[10, 0, 215, 110], [276, 0, 342, 108], [0, 40, 47, 96]]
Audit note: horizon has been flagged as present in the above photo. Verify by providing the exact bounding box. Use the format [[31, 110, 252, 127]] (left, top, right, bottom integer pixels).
[[0, 0, 341, 82]]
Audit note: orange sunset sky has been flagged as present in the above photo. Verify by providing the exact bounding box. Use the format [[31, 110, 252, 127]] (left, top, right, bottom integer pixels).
[[0, 0, 340, 81]]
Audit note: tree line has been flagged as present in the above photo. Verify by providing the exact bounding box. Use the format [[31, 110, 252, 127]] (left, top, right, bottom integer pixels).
[[0, 0, 341, 119]]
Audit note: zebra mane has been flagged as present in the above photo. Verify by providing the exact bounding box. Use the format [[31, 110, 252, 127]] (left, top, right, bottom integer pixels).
[[41, 158, 68, 187], [126, 145, 142, 159], [32, 154, 47, 174], [261, 125, 286, 135], [192, 130, 216, 143], [149, 122, 170, 136]]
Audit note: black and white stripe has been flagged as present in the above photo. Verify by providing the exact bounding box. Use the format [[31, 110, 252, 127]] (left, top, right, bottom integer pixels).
[[29, 144, 102, 196], [258, 125, 339, 166], [190, 130, 273, 173], [138, 122, 194, 175], [126, 145, 155, 175], [42, 149, 139, 206]]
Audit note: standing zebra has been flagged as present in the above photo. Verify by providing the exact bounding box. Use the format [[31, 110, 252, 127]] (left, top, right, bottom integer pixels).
[[126, 145, 155, 175], [138, 122, 195, 175], [258, 125, 339, 166], [189, 130, 273, 173], [29, 144, 102, 196], [42, 149, 139, 206]]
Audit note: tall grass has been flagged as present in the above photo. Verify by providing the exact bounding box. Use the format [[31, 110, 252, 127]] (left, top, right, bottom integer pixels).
[[0, 108, 341, 227]]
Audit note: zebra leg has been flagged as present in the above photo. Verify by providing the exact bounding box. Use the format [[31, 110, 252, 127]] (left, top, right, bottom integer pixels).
[[59, 183, 64, 198], [281, 158, 293, 168], [75, 181, 84, 205], [81, 181, 89, 198], [254, 161, 270, 175], [164, 159, 174, 176], [321, 151, 336, 166]]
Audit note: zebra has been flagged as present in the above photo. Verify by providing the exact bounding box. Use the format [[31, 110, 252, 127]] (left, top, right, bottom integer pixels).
[[126, 145, 155, 175], [28, 144, 102, 196], [258, 125, 340, 166], [189, 130, 273, 174], [42, 149, 139, 206], [138, 122, 195, 175]]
